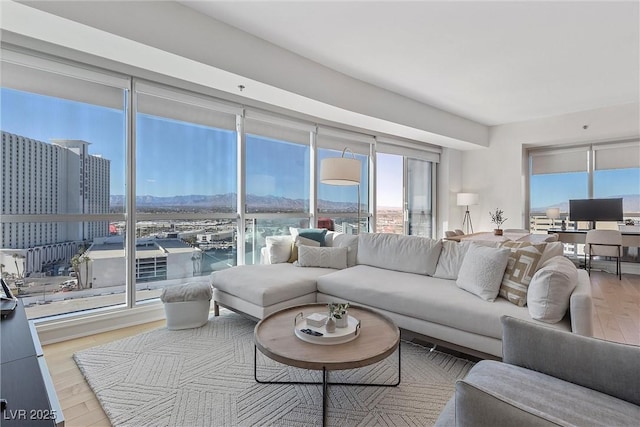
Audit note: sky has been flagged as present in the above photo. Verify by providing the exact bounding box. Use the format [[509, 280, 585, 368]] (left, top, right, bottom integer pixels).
[[3, 87, 637, 211]]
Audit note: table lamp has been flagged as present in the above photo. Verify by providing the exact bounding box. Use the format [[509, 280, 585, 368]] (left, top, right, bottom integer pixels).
[[546, 207, 560, 229]]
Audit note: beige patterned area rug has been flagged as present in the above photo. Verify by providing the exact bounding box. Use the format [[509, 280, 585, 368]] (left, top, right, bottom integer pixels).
[[74, 310, 474, 426]]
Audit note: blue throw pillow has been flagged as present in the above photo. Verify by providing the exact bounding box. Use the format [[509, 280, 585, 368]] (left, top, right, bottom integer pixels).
[[297, 228, 328, 246]]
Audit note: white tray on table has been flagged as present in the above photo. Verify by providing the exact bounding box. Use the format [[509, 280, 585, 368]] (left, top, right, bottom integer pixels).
[[294, 313, 361, 345]]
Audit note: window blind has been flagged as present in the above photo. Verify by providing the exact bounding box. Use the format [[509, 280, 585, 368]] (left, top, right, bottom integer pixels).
[[1, 49, 129, 109], [593, 141, 640, 170], [244, 110, 314, 146], [135, 81, 240, 131], [376, 136, 441, 163], [316, 127, 374, 155], [530, 147, 589, 175]]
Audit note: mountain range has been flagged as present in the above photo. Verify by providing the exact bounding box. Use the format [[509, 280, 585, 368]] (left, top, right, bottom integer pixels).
[[110, 193, 358, 212]]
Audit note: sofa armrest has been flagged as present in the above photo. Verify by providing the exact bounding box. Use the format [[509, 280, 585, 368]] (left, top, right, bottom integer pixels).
[[501, 316, 640, 406], [569, 269, 593, 336]]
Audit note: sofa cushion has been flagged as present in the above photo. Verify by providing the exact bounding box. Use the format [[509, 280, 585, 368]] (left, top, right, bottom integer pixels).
[[456, 244, 510, 302], [266, 235, 293, 264], [498, 242, 545, 306], [527, 256, 578, 323], [325, 232, 359, 267], [297, 246, 348, 269], [356, 233, 442, 275], [210, 263, 334, 307], [454, 361, 640, 427], [316, 265, 570, 339], [433, 240, 472, 279]]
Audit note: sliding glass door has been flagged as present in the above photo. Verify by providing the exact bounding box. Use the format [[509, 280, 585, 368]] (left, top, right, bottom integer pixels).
[[375, 153, 434, 236]]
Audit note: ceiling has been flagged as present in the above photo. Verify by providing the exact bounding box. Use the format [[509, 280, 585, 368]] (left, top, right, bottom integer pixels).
[[179, 1, 639, 127]]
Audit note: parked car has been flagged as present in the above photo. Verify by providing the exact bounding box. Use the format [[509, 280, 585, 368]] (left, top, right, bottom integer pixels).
[[59, 279, 78, 291]]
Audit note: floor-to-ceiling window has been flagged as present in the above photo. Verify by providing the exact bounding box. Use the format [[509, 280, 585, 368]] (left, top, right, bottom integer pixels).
[[375, 153, 403, 233], [0, 49, 129, 318], [1, 47, 440, 323], [134, 82, 239, 302], [375, 139, 439, 236], [243, 113, 313, 264], [528, 142, 640, 261]]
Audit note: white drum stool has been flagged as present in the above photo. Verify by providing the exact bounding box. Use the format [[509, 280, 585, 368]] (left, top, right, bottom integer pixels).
[[161, 282, 213, 330]]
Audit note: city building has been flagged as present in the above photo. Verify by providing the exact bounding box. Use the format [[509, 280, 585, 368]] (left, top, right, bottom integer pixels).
[[0, 131, 109, 275]]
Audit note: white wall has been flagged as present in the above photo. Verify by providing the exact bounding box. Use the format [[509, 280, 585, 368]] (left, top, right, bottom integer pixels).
[[3, 1, 488, 149], [462, 103, 640, 231], [436, 147, 463, 237]]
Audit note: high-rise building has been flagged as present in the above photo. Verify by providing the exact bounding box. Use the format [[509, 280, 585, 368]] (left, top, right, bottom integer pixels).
[[1, 131, 110, 273]]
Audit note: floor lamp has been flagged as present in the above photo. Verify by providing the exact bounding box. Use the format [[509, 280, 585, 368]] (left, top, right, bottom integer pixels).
[[457, 193, 479, 234], [320, 148, 362, 234]]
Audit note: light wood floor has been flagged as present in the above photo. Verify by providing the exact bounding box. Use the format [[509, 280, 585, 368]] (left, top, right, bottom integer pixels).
[[42, 271, 639, 427]]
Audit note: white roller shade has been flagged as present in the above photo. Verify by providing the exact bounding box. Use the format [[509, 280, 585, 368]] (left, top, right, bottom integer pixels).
[[316, 126, 374, 155], [594, 142, 640, 170], [135, 82, 240, 131], [531, 147, 589, 175], [244, 110, 314, 145], [376, 137, 440, 163], [1, 49, 128, 109]]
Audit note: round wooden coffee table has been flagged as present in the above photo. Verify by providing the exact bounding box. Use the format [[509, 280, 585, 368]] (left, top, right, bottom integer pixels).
[[254, 303, 401, 426]]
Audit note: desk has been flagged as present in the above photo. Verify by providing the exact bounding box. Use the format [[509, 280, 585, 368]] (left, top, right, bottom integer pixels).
[[548, 229, 640, 248], [446, 231, 530, 243]]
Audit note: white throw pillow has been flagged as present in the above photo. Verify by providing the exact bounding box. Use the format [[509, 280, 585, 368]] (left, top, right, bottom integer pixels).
[[266, 235, 293, 264], [527, 256, 578, 323], [327, 233, 359, 267], [434, 240, 472, 279], [456, 244, 510, 302], [538, 241, 564, 267], [297, 246, 348, 269]]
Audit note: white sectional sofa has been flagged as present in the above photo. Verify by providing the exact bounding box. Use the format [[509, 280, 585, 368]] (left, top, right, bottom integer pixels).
[[210, 231, 593, 358]]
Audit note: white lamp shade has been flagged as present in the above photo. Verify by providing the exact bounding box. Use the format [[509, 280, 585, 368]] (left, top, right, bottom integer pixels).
[[320, 157, 361, 186], [457, 193, 479, 206], [546, 207, 561, 219]]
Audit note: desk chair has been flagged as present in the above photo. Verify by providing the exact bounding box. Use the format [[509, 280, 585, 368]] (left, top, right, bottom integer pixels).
[[585, 230, 622, 279], [454, 229, 465, 235], [445, 230, 457, 238]]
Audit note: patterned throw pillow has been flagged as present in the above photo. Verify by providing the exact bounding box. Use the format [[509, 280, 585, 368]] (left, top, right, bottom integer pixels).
[[297, 246, 348, 269], [287, 236, 321, 263], [499, 241, 545, 306]]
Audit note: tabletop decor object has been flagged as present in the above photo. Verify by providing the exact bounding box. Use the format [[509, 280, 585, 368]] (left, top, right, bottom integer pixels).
[[490, 208, 508, 236], [329, 302, 350, 328]]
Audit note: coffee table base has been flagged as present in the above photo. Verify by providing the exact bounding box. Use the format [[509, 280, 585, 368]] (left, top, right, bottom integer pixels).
[[254, 345, 401, 426]]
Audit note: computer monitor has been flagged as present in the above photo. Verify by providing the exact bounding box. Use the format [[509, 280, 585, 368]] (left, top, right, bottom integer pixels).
[[569, 198, 623, 222]]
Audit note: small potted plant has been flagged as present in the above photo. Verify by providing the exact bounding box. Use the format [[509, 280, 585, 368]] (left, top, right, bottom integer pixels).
[[328, 302, 350, 328], [489, 208, 507, 236]]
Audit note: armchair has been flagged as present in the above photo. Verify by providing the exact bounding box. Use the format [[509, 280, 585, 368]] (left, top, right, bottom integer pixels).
[[436, 316, 640, 426]]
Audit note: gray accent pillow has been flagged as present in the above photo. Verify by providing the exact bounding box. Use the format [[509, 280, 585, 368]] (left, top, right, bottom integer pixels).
[[456, 244, 510, 301], [527, 256, 578, 323], [434, 240, 472, 279]]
